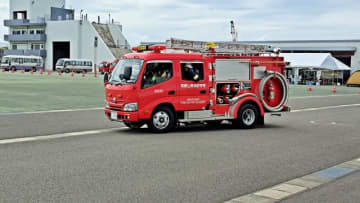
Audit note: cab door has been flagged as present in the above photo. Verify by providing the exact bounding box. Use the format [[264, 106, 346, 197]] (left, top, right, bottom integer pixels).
[[138, 60, 177, 118], [177, 61, 209, 111]]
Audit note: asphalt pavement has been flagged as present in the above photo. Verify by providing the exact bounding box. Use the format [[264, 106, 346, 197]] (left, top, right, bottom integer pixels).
[[0, 94, 359, 202]]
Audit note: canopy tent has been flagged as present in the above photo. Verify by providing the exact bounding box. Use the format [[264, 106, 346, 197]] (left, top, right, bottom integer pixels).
[[280, 53, 351, 70], [347, 71, 360, 86]]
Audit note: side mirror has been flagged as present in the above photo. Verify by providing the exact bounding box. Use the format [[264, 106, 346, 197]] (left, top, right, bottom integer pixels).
[[104, 72, 109, 86], [120, 66, 132, 80]]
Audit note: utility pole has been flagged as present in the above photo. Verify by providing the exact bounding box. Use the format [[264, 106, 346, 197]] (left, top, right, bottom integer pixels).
[[94, 37, 98, 73], [230, 20, 238, 42]]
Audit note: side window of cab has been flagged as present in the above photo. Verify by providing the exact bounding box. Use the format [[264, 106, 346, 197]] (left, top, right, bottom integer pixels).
[[180, 62, 204, 81], [141, 62, 173, 89]]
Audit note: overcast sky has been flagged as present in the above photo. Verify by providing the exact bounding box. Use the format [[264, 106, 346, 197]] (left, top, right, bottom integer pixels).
[[1, 0, 360, 46]]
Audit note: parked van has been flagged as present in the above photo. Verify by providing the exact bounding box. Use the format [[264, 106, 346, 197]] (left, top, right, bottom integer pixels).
[[56, 59, 93, 73]]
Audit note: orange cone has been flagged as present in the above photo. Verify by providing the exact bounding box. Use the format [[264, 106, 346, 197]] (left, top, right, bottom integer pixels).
[[11, 68, 15, 73], [82, 71, 85, 78], [332, 85, 337, 93], [21, 69, 25, 74], [94, 71, 97, 78], [71, 71, 75, 77], [58, 71, 62, 76], [2, 68, 5, 72], [31, 70, 34, 75], [47, 70, 52, 75], [308, 83, 312, 92], [40, 69, 44, 75]]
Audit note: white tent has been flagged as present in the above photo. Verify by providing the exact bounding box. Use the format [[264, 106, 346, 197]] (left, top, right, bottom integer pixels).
[[281, 53, 351, 70]]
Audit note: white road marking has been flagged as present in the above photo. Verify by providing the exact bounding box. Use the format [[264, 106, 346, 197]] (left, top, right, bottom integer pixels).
[[292, 104, 360, 113], [0, 107, 104, 116], [291, 94, 359, 99], [224, 157, 360, 203], [0, 127, 126, 145]]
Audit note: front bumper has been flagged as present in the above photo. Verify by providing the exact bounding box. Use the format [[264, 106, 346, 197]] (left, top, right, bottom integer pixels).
[[104, 108, 139, 122]]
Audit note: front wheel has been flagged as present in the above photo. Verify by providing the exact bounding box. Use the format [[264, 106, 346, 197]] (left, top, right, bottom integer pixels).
[[148, 107, 175, 133], [233, 104, 259, 129]]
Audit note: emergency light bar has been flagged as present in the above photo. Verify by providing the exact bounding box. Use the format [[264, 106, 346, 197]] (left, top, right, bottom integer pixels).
[[166, 38, 272, 54], [132, 45, 167, 53]]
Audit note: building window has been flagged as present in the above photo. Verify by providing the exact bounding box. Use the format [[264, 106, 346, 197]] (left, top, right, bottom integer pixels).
[[36, 30, 45, 34], [30, 30, 35, 35], [12, 44, 17, 50]]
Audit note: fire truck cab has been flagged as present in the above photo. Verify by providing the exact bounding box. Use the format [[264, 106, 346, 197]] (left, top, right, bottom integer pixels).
[[104, 39, 289, 133]]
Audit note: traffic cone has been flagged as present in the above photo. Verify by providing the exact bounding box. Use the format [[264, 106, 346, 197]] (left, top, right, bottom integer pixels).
[[58, 71, 62, 76], [71, 71, 75, 77], [11, 68, 15, 73], [82, 71, 85, 78], [94, 71, 97, 78], [2, 68, 5, 72], [308, 83, 312, 92], [332, 85, 337, 93], [40, 69, 44, 75], [31, 70, 34, 75], [47, 70, 52, 75], [21, 69, 25, 74]]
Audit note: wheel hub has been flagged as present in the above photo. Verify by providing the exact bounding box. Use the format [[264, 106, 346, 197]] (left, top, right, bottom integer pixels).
[[242, 109, 255, 126], [153, 111, 170, 130]]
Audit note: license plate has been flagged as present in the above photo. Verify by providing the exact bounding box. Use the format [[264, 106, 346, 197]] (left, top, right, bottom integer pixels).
[[111, 111, 118, 120]]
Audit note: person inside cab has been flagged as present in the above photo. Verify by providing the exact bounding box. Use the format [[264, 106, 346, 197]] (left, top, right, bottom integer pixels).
[[184, 64, 200, 81]]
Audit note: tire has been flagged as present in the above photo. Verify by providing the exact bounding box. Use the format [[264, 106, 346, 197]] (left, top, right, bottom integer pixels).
[[64, 69, 70, 73], [148, 106, 175, 133], [233, 104, 259, 129], [101, 72, 105, 75], [124, 122, 144, 129], [32, 67, 37, 72]]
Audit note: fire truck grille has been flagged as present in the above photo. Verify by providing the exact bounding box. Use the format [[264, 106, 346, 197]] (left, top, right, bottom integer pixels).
[[109, 107, 122, 111]]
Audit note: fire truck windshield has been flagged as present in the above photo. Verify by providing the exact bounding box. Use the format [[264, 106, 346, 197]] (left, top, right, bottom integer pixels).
[[109, 59, 144, 85]]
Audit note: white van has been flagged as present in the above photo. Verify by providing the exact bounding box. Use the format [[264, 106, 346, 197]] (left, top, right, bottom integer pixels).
[[56, 59, 93, 73]]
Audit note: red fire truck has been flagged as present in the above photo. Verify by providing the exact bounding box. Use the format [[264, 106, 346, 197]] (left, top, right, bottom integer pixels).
[[104, 39, 290, 133], [99, 61, 111, 74]]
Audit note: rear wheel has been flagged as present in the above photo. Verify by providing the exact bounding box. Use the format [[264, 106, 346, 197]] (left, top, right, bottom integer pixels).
[[64, 68, 70, 73], [32, 67, 37, 72], [148, 107, 175, 133], [233, 104, 259, 129]]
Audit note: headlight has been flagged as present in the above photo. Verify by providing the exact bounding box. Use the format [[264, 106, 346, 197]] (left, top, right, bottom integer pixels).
[[123, 102, 138, 112]]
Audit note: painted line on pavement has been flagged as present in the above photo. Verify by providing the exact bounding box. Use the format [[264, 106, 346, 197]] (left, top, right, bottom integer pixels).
[[0, 127, 126, 145], [291, 94, 359, 99], [224, 158, 360, 203], [0, 107, 104, 116], [0, 94, 358, 116], [292, 104, 360, 113]]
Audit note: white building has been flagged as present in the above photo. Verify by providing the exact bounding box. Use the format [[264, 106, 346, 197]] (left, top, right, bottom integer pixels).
[[4, 0, 131, 70]]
